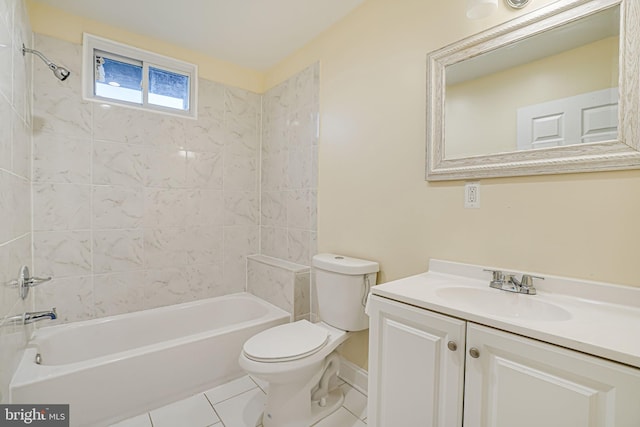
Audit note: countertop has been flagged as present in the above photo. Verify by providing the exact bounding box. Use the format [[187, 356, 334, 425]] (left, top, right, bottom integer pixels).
[[371, 259, 640, 369]]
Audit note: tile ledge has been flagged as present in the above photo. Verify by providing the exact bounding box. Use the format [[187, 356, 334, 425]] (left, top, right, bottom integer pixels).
[[247, 254, 309, 273]]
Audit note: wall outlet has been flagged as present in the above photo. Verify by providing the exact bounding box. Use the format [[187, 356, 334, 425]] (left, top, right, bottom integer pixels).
[[464, 182, 480, 208]]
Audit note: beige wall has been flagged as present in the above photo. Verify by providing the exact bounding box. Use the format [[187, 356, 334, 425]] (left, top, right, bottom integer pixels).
[[446, 36, 619, 158], [26, 0, 264, 92], [265, 0, 640, 368]]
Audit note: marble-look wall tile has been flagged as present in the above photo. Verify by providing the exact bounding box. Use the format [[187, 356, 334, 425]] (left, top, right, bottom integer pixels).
[[144, 227, 187, 269], [261, 191, 287, 227], [186, 189, 224, 226], [186, 150, 223, 189], [186, 262, 225, 299], [222, 225, 258, 292], [260, 226, 288, 263], [0, 172, 29, 242], [247, 255, 310, 320], [287, 190, 313, 230], [260, 63, 319, 266], [93, 140, 146, 187], [12, 8, 30, 123], [288, 229, 311, 266], [33, 132, 91, 183], [33, 183, 91, 231], [223, 151, 257, 191], [224, 191, 259, 226], [93, 104, 146, 144], [144, 188, 188, 228], [93, 229, 144, 274], [94, 271, 145, 317], [144, 147, 187, 188], [34, 276, 94, 325], [0, 95, 11, 171], [185, 226, 223, 265], [143, 268, 188, 309], [294, 271, 310, 320], [0, 22, 12, 103], [33, 230, 91, 278], [93, 186, 144, 229], [247, 258, 294, 315], [12, 109, 30, 179]]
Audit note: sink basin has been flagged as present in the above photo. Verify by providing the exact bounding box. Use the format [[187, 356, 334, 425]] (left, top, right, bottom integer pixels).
[[435, 287, 572, 321]]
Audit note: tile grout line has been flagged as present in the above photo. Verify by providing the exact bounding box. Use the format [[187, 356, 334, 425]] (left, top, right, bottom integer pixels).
[[203, 390, 226, 427]]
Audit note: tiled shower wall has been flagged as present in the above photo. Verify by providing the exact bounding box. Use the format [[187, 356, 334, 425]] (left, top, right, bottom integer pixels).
[[0, 0, 33, 402], [261, 64, 319, 266], [30, 35, 320, 325], [31, 34, 262, 323]]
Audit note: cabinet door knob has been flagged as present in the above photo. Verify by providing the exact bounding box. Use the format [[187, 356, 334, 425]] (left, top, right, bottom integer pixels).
[[447, 341, 458, 351], [469, 347, 480, 358]]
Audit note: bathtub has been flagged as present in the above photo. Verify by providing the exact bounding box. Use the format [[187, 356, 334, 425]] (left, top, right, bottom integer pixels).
[[10, 292, 289, 427]]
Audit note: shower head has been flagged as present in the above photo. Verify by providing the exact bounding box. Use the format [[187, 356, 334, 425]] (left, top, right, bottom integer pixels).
[[22, 44, 70, 81]]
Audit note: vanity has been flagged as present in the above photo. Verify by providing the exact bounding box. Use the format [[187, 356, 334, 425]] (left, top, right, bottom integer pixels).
[[367, 259, 640, 427]]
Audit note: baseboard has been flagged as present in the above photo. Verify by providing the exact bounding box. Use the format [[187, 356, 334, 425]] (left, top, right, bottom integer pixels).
[[337, 356, 368, 396]]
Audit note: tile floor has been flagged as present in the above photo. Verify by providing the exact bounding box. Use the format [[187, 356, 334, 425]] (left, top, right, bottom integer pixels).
[[109, 375, 367, 427]]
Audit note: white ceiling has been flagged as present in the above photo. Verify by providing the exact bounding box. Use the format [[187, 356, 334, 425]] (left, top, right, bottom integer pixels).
[[32, 0, 364, 70]]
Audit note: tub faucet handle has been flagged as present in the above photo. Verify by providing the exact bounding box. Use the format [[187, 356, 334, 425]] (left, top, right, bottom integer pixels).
[[6, 266, 53, 300]]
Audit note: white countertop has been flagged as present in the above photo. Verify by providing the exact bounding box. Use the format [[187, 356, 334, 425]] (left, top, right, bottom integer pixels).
[[371, 259, 640, 369]]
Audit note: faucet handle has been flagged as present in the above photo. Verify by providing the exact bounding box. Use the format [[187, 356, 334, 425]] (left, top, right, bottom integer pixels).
[[483, 269, 504, 281], [484, 269, 506, 289], [520, 274, 544, 287]]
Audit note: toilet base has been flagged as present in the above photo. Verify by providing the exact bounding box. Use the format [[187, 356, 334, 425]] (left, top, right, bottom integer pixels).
[[261, 388, 344, 427]]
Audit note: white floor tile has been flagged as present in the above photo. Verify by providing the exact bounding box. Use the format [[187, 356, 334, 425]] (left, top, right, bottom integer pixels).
[[214, 387, 266, 427], [340, 383, 368, 421], [248, 374, 269, 392], [150, 393, 220, 427], [108, 413, 152, 427], [312, 407, 367, 427], [205, 375, 258, 404]]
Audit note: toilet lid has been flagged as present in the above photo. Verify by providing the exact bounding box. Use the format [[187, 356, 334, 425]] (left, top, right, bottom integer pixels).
[[243, 320, 329, 362]]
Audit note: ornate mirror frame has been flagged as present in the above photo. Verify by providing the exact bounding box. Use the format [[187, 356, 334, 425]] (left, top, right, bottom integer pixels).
[[426, 0, 640, 181]]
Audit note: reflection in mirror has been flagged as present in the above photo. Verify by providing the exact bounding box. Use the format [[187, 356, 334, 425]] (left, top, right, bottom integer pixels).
[[445, 6, 620, 159], [426, 0, 640, 181]]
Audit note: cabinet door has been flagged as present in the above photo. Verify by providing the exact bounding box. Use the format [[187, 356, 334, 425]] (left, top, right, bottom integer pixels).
[[464, 323, 640, 427], [368, 295, 465, 427]]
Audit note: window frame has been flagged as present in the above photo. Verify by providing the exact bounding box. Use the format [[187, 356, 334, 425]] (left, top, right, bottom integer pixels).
[[82, 33, 198, 119]]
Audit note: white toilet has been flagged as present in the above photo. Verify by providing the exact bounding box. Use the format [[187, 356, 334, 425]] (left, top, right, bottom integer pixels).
[[239, 253, 379, 427]]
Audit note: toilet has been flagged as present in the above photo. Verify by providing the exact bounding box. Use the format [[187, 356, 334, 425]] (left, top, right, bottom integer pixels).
[[239, 253, 379, 427]]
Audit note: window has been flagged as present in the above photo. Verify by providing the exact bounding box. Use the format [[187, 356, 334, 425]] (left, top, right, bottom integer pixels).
[[82, 34, 197, 118]]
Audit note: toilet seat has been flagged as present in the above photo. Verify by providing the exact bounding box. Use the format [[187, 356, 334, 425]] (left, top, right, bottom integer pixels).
[[243, 320, 329, 363]]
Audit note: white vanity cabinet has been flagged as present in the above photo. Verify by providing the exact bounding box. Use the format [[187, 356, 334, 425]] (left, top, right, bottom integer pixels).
[[367, 296, 466, 427], [368, 294, 640, 427]]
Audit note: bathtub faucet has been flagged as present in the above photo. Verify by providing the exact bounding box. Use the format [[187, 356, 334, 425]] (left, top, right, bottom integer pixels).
[[3, 308, 57, 326]]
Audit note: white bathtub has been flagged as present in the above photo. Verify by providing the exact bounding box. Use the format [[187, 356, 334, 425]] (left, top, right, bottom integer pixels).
[[10, 292, 289, 427]]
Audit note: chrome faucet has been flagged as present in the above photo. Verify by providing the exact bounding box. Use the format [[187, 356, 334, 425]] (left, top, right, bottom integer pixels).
[[484, 270, 543, 295], [3, 308, 57, 326]]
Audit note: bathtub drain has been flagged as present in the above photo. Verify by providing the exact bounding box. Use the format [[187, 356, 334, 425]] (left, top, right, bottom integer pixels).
[[35, 353, 42, 365]]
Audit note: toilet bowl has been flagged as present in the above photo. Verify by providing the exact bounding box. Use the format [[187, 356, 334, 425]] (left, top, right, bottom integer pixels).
[[239, 253, 379, 427], [239, 320, 349, 427]]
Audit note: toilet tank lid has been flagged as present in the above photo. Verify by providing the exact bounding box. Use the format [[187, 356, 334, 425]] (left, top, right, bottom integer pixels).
[[312, 253, 379, 275]]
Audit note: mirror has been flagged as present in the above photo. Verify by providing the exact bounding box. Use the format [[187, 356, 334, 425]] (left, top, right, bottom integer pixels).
[[426, 0, 640, 181]]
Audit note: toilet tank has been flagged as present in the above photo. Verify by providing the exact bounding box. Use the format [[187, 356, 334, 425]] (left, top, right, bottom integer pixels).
[[312, 254, 379, 331]]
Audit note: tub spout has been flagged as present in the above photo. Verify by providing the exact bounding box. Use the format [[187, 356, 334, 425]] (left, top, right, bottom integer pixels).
[[4, 308, 57, 326], [24, 308, 57, 324]]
